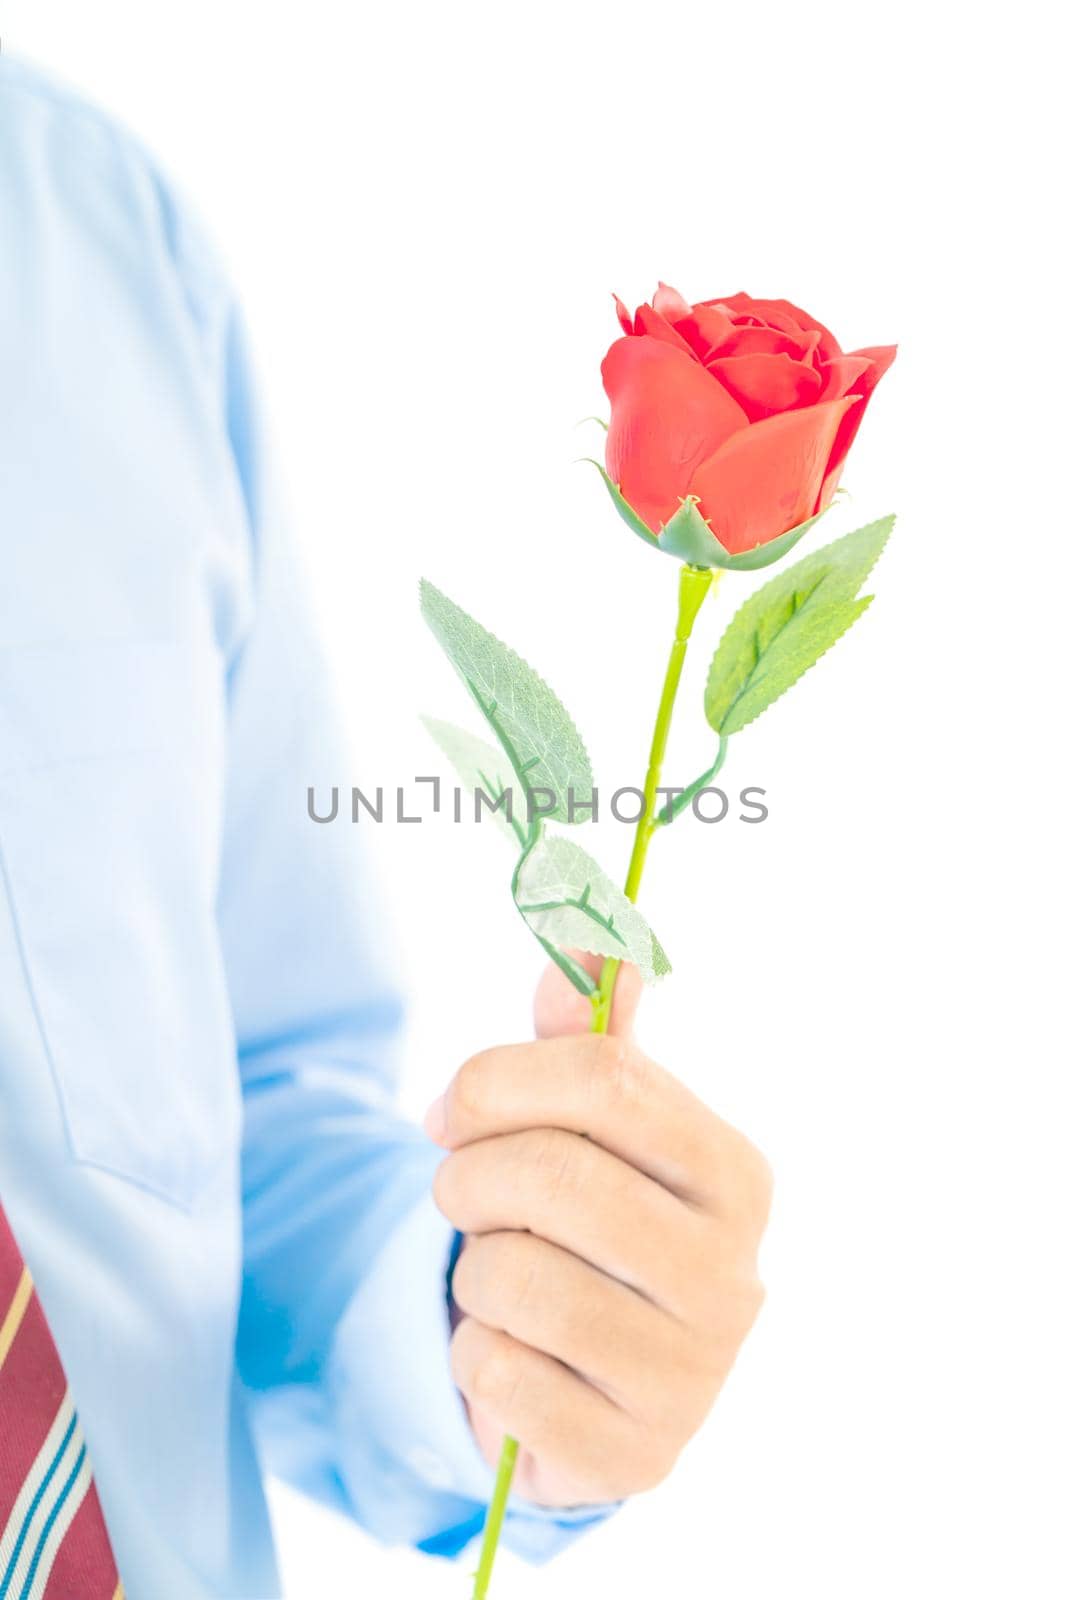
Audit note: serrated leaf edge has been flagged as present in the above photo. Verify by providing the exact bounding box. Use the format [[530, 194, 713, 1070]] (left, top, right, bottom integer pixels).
[[513, 833, 672, 986], [705, 515, 895, 734], [419, 578, 595, 811], [715, 596, 874, 735]]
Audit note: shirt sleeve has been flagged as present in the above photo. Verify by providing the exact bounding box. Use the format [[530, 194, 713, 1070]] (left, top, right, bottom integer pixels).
[[164, 189, 614, 1561]]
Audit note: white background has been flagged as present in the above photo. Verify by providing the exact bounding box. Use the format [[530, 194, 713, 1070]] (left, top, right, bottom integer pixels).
[[3, 3, 1064, 1596]]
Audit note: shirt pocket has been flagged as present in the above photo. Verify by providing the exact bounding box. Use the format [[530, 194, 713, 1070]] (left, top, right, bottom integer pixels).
[[0, 638, 237, 1209]]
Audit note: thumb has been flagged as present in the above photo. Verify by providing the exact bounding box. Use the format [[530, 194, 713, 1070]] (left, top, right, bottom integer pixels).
[[533, 951, 643, 1040]]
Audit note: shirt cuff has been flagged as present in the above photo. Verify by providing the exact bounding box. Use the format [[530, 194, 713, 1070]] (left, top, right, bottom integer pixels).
[[326, 1165, 617, 1561]]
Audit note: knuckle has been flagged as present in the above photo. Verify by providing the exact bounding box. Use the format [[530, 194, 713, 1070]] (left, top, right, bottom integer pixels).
[[469, 1335, 525, 1414], [689, 1242, 765, 1331], [449, 1050, 491, 1128], [628, 1429, 679, 1495], [431, 1151, 463, 1219], [716, 1127, 774, 1233], [725, 1272, 769, 1351], [740, 1141, 774, 1231], [449, 1316, 486, 1394], [641, 1338, 712, 1436], [431, 1154, 450, 1211], [448, 1235, 481, 1313]]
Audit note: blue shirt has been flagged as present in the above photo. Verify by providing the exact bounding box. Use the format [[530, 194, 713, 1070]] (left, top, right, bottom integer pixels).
[[0, 56, 604, 1597]]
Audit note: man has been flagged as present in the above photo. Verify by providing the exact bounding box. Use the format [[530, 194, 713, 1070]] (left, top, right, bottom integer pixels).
[[0, 55, 770, 1597]]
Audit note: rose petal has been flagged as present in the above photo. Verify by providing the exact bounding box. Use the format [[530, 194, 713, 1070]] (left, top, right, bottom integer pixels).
[[712, 323, 819, 362], [687, 397, 859, 553], [857, 344, 897, 378], [602, 334, 748, 531], [718, 295, 802, 342], [821, 344, 897, 490], [613, 294, 634, 335], [633, 302, 696, 356], [819, 353, 872, 402], [672, 303, 736, 362], [707, 352, 824, 421], [720, 292, 842, 358], [816, 461, 846, 514], [651, 281, 692, 322]]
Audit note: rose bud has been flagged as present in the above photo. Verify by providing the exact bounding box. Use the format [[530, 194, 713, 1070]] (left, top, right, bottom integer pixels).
[[597, 285, 895, 570]]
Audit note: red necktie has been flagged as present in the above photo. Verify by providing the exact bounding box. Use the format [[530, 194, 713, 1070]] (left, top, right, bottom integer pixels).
[[0, 1204, 122, 1600]]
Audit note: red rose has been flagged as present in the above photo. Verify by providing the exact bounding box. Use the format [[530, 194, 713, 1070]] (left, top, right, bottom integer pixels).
[[602, 285, 895, 557]]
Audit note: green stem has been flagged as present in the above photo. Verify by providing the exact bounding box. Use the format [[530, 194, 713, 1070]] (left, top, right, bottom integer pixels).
[[471, 563, 716, 1598], [593, 563, 714, 1032], [471, 1434, 519, 1599]]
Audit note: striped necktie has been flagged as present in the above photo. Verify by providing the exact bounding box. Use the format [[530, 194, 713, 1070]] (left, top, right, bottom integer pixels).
[[0, 1204, 122, 1600]]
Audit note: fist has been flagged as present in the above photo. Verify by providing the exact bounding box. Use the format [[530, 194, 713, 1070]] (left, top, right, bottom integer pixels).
[[424, 959, 772, 1508]]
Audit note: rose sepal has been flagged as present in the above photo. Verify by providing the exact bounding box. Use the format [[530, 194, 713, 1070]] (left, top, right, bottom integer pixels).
[[587, 459, 826, 571], [582, 459, 660, 548]]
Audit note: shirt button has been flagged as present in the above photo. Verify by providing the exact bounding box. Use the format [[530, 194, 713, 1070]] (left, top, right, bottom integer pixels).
[[408, 1444, 453, 1489]]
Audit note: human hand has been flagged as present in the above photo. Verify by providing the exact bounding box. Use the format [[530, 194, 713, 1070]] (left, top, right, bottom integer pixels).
[[424, 959, 772, 1508]]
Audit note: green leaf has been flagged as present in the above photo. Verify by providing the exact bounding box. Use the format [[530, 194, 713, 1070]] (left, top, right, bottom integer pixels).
[[420, 581, 595, 823], [705, 515, 894, 735], [514, 834, 671, 985], [420, 717, 524, 841]]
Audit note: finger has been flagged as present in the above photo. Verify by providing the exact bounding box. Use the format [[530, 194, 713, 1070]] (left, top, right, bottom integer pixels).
[[434, 1127, 700, 1310], [451, 1230, 680, 1408], [534, 953, 643, 1040], [427, 1034, 768, 1221], [450, 1318, 664, 1503]]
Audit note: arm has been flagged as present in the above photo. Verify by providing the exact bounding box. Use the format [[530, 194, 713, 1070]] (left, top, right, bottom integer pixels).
[[208, 270, 605, 1557]]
